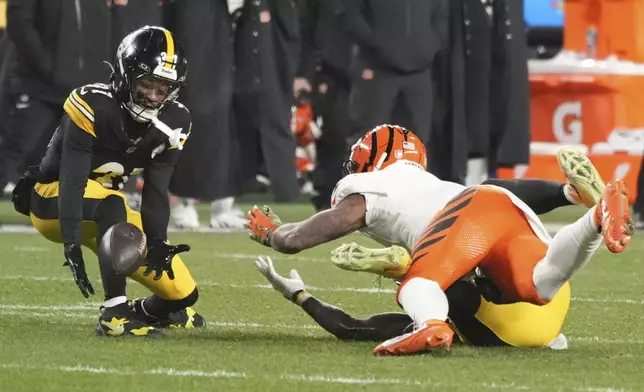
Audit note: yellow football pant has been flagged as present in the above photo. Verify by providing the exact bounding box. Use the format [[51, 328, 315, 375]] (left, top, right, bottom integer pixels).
[[475, 282, 570, 348], [30, 180, 196, 300]]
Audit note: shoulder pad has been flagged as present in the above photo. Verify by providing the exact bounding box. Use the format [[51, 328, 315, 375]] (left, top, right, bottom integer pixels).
[[63, 83, 115, 137], [331, 172, 389, 208], [331, 174, 362, 208]]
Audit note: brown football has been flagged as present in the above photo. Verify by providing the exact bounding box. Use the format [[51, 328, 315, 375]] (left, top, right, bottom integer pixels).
[[98, 222, 147, 277]]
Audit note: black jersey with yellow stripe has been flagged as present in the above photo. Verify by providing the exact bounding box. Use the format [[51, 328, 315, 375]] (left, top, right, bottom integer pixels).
[[40, 83, 191, 190]]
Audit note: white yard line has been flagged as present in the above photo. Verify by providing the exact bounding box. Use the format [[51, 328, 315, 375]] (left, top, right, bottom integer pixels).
[[9, 247, 330, 262], [0, 363, 245, 379], [0, 362, 628, 391], [0, 225, 247, 234], [1, 304, 642, 346], [3, 274, 644, 306], [1, 223, 568, 235]]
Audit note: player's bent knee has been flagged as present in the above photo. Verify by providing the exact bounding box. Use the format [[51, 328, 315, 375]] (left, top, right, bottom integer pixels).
[[165, 287, 199, 312], [95, 194, 128, 220]]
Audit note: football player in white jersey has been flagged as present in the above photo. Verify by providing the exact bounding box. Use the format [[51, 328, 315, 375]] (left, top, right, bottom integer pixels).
[[248, 125, 633, 355]]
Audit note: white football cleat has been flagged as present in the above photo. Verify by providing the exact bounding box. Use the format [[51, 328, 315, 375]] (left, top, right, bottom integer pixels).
[[172, 200, 200, 230], [210, 197, 246, 229], [546, 333, 568, 350], [3, 182, 15, 194], [210, 212, 247, 229]]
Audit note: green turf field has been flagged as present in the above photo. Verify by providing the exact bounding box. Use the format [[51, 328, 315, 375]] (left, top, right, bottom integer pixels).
[[0, 200, 642, 392]]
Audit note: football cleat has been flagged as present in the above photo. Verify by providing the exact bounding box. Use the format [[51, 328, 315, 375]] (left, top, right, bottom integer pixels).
[[95, 303, 164, 338], [331, 243, 411, 279], [210, 197, 247, 229], [557, 147, 605, 207], [594, 180, 634, 253], [634, 212, 644, 232], [210, 212, 247, 229], [373, 319, 454, 356], [171, 200, 200, 230], [132, 298, 207, 329]]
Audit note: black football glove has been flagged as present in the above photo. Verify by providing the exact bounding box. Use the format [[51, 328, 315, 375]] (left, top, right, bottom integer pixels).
[[63, 243, 95, 298], [143, 241, 190, 281]]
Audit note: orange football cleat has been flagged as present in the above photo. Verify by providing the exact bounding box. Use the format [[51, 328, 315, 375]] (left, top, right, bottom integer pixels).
[[372, 320, 454, 356], [594, 180, 634, 253]]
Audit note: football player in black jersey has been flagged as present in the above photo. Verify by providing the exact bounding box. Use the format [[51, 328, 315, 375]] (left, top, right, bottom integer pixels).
[[12, 26, 205, 337]]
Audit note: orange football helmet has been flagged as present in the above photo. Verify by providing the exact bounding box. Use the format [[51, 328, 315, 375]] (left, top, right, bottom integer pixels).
[[343, 125, 427, 174]]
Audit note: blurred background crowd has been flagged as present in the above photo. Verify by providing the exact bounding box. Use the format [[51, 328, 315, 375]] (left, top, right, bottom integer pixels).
[[0, 0, 589, 230]]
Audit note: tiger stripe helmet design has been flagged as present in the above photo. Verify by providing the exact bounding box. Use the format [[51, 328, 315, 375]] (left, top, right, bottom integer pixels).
[[343, 125, 427, 175]]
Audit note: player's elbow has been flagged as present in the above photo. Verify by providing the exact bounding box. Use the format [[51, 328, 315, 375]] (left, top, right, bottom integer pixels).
[[279, 232, 304, 254], [271, 231, 303, 254], [332, 324, 357, 341]]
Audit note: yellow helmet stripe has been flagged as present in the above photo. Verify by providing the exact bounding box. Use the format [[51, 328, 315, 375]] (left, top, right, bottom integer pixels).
[[162, 28, 175, 69]]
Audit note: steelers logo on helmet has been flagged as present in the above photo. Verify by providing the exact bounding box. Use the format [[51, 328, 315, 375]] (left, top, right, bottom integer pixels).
[[342, 124, 427, 175], [111, 26, 188, 123]]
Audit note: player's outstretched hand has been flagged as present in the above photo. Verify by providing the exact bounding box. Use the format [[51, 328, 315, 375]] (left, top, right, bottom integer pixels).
[[248, 205, 282, 246], [143, 241, 190, 281], [254, 255, 305, 301]]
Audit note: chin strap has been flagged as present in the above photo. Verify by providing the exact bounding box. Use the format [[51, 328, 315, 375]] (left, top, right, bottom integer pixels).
[[150, 116, 187, 151]]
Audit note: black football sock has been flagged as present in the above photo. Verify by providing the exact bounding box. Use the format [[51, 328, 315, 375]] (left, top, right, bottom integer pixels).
[[481, 179, 571, 215], [142, 288, 199, 319]]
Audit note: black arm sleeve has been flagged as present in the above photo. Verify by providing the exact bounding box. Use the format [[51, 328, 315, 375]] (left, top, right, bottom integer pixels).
[[482, 179, 571, 215], [300, 282, 507, 345], [59, 116, 95, 245], [300, 296, 412, 341], [141, 149, 180, 244], [6, 0, 53, 78]]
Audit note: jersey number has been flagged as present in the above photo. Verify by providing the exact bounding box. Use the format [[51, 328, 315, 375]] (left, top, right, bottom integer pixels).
[[92, 162, 143, 190]]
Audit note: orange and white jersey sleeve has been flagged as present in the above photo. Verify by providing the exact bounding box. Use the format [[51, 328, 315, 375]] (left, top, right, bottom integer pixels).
[[331, 161, 465, 251]]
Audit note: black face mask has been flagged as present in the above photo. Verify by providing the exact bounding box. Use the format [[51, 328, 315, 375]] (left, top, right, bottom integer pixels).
[[342, 160, 359, 175]]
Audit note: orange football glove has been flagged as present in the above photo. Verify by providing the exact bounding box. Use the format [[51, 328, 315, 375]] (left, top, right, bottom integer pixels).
[[248, 205, 282, 246]]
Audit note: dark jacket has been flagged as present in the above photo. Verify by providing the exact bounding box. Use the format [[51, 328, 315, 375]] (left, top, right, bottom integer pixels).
[[6, 0, 163, 106], [165, 0, 233, 115], [6, 0, 112, 105], [490, 0, 530, 167], [234, 0, 300, 99], [339, 0, 446, 74], [297, 0, 353, 82], [166, 0, 237, 200], [111, 0, 164, 55]]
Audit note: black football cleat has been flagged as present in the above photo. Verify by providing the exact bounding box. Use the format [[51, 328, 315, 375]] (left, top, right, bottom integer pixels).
[[96, 302, 164, 338], [132, 298, 207, 329]]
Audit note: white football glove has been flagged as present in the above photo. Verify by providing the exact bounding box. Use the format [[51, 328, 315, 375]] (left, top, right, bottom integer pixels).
[[254, 256, 305, 301]]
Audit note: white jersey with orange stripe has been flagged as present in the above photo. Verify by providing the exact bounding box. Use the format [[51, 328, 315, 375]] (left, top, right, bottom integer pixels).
[[330, 161, 465, 251], [330, 161, 553, 252]]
